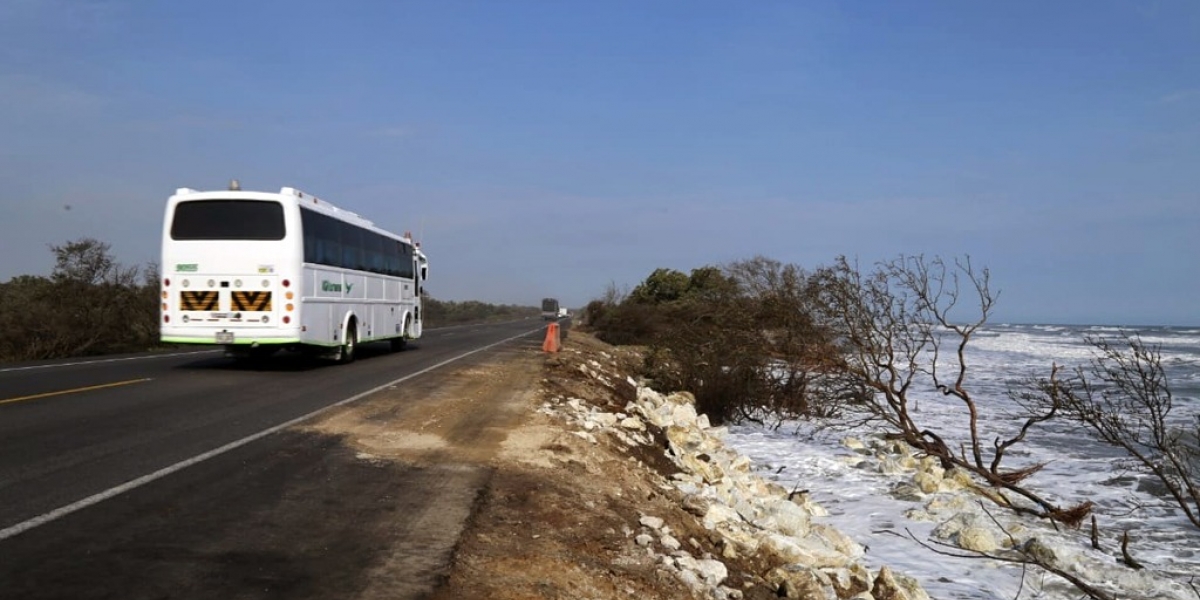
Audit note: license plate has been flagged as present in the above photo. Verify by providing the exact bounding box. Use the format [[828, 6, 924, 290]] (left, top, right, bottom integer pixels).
[[216, 332, 235, 344]]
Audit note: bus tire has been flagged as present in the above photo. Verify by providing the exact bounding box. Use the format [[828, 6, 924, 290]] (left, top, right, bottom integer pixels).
[[339, 323, 358, 364], [391, 315, 411, 352]]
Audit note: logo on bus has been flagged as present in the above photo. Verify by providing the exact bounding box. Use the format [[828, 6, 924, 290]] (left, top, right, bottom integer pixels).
[[321, 280, 354, 293], [175, 263, 199, 272]]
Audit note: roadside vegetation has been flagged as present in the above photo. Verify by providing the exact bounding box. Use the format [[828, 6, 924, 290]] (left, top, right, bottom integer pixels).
[[0, 238, 160, 362], [421, 297, 539, 325], [583, 255, 1200, 600], [0, 237, 537, 363]]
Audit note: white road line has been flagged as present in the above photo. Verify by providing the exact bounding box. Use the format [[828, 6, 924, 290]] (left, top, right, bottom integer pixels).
[[0, 327, 542, 541], [0, 350, 222, 373], [0, 320, 538, 374]]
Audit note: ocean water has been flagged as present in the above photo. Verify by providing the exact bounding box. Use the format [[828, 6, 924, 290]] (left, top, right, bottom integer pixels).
[[725, 324, 1200, 599]]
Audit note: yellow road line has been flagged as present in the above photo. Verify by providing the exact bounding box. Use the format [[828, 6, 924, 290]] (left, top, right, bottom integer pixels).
[[0, 378, 152, 406]]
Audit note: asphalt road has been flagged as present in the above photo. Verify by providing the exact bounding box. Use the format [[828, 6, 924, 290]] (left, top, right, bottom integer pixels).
[[0, 318, 547, 599]]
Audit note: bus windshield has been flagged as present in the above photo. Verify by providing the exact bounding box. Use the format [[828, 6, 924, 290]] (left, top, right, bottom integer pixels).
[[170, 200, 286, 240]]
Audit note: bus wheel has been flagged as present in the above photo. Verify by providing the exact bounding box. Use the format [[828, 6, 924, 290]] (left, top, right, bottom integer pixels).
[[339, 325, 357, 364], [391, 317, 411, 352]]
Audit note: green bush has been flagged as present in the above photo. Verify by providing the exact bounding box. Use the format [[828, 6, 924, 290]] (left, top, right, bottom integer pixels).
[[586, 257, 852, 425], [0, 239, 161, 361]]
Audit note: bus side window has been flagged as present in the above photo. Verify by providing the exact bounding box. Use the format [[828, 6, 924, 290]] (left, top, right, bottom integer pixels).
[[340, 223, 361, 270], [384, 239, 401, 276], [301, 209, 318, 264], [365, 231, 384, 274], [306, 211, 340, 267], [399, 243, 414, 279]]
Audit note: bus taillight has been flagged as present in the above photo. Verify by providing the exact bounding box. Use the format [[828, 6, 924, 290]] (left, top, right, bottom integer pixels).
[[282, 279, 290, 288], [164, 278, 170, 287], [283, 316, 290, 324]]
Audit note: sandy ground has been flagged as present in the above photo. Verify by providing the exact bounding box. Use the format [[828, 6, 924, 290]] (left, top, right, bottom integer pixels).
[[309, 328, 782, 599]]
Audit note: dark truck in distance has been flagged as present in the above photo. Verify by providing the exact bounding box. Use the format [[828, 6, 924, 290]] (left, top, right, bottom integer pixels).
[[541, 298, 560, 320]]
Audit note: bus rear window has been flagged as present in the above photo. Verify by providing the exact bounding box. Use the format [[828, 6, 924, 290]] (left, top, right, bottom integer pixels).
[[170, 200, 286, 240]]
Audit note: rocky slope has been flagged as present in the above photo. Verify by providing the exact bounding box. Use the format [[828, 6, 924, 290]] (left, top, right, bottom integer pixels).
[[430, 330, 930, 600]]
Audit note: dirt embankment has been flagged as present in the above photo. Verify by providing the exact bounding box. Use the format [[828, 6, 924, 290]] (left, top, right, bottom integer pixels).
[[313, 328, 919, 599], [426, 330, 784, 600], [313, 327, 784, 598]]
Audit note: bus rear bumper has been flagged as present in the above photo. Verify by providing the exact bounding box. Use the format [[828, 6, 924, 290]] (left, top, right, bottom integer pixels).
[[161, 327, 302, 346]]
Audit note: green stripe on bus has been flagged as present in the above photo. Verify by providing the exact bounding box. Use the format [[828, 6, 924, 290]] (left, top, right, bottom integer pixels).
[[161, 337, 302, 345]]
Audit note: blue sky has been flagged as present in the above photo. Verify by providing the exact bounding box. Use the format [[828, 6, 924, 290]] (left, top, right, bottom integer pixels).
[[1, 1, 1197, 325]]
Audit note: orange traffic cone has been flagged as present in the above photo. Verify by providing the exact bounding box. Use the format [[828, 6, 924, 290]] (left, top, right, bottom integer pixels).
[[542, 322, 561, 353]]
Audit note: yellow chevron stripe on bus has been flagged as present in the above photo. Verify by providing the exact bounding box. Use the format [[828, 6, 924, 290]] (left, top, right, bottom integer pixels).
[[231, 291, 272, 312], [180, 291, 218, 311]]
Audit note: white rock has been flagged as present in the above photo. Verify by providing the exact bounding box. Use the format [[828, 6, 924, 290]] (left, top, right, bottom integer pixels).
[[763, 532, 857, 569], [760, 497, 812, 538], [958, 526, 999, 553], [676, 568, 704, 591], [639, 515, 665, 530], [728, 454, 752, 474], [625, 384, 930, 598], [703, 504, 740, 530], [693, 558, 729, 586], [924, 493, 970, 512], [810, 523, 865, 560], [790, 492, 829, 517], [619, 416, 646, 431], [872, 565, 931, 600], [766, 565, 837, 600], [671, 403, 699, 428], [635, 534, 654, 546], [939, 468, 976, 492], [916, 455, 943, 477], [592, 412, 619, 428], [933, 513, 1001, 554], [912, 470, 942, 494]]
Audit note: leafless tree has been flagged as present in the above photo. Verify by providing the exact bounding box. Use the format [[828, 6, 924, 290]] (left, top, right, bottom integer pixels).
[[812, 255, 1091, 525], [1026, 333, 1200, 529]]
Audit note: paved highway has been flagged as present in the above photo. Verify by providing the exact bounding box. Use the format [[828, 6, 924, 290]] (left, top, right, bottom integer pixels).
[[0, 318, 545, 540]]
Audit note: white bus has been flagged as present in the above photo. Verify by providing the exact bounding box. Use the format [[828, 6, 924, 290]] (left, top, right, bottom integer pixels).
[[160, 182, 428, 362]]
